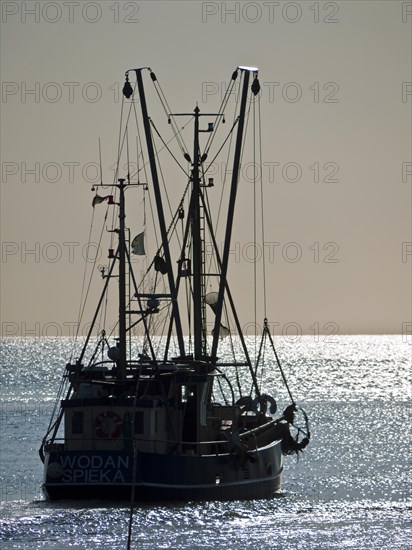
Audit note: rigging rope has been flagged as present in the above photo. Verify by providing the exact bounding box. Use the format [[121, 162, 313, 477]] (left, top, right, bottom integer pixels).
[[263, 318, 295, 404], [136, 180, 191, 290], [131, 99, 150, 187], [258, 90, 267, 319], [150, 118, 191, 176], [212, 82, 240, 240], [70, 206, 95, 361], [150, 71, 189, 157], [126, 370, 142, 550], [203, 68, 239, 156], [253, 83, 257, 358], [71, 193, 111, 362]]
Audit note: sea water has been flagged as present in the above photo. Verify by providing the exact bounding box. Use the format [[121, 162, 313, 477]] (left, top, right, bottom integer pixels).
[[0, 336, 410, 549]]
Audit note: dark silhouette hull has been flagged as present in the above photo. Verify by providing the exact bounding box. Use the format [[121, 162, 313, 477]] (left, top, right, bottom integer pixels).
[[43, 441, 283, 501]]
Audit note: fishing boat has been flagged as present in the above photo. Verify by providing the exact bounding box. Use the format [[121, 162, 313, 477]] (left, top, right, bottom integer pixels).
[[40, 66, 310, 501]]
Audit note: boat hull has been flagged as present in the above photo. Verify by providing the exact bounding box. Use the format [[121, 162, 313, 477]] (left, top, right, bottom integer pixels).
[[42, 440, 283, 501]]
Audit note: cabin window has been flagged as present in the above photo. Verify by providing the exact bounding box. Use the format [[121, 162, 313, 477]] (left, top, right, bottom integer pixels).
[[72, 411, 84, 434], [134, 411, 144, 434]]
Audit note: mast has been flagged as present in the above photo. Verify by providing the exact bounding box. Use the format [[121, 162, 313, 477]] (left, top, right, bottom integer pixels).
[[211, 68, 253, 362], [118, 178, 127, 380], [132, 68, 186, 358], [192, 106, 204, 360], [176, 106, 222, 360]]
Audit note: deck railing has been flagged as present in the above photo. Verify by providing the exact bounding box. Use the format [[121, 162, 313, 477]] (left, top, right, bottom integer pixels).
[[44, 419, 280, 455]]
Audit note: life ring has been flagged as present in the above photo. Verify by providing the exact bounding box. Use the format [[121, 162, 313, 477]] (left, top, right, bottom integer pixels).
[[254, 394, 277, 415], [94, 411, 122, 439], [236, 394, 277, 415]]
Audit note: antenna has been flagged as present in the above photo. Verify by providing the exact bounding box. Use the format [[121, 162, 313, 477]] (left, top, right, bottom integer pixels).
[[98, 138, 103, 185], [126, 127, 130, 185], [136, 136, 140, 184]]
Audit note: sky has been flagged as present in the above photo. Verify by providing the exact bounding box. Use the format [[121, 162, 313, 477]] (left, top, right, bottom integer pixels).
[[1, 0, 411, 338]]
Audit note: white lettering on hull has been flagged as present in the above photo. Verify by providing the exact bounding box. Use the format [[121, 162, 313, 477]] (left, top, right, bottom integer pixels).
[[56, 455, 130, 484], [59, 455, 129, 469], [62, 469, 125, 483]]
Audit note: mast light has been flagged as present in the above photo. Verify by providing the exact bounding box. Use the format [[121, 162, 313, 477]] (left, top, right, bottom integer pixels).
[[238, 66, 259, 73]]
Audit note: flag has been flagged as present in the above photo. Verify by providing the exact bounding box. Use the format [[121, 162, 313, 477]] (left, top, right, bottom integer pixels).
[[92, 194, 109, 208], [131, 232, 145, 255]]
